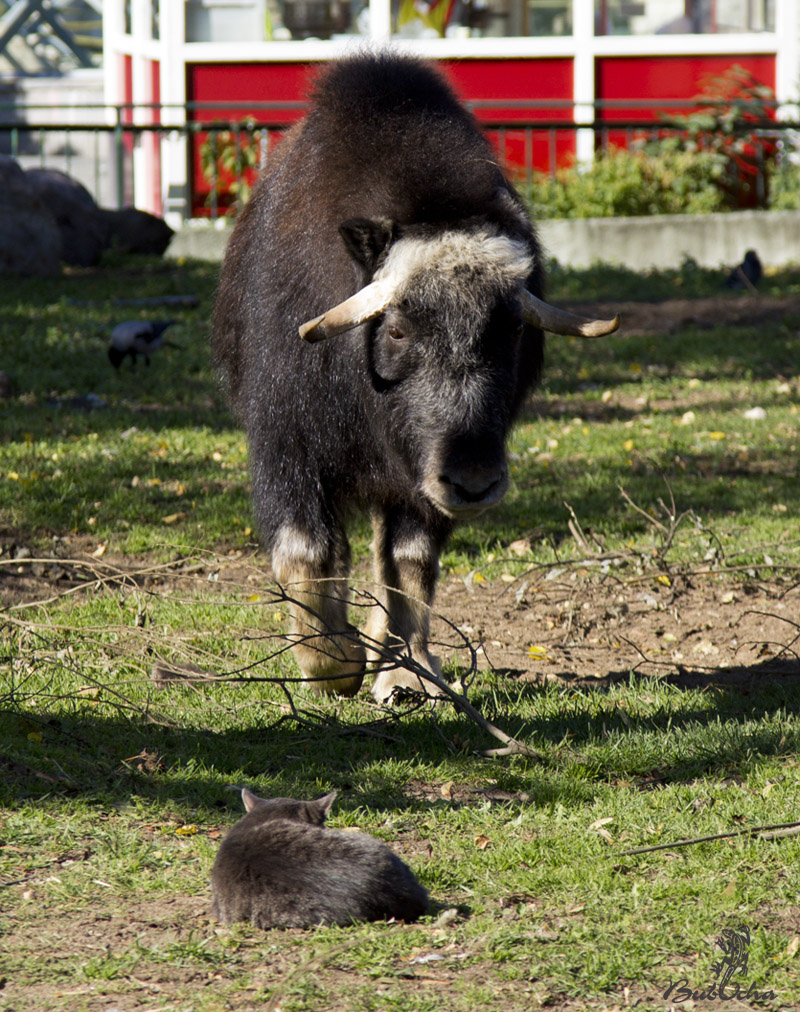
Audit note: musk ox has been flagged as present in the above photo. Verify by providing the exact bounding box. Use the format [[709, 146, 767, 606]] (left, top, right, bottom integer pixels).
[[212, 52, 618, 703]]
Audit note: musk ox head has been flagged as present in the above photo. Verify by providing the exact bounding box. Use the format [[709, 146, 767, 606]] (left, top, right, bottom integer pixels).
[[299, 217, 618, 519]]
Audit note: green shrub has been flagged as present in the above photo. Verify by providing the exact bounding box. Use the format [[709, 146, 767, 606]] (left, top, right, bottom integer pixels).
[[646, 64, 778, 209], [527, 146, 726, 219], [768, 153, 800, 210]]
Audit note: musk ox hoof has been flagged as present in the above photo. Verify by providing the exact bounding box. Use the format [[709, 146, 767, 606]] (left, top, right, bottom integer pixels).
[[296, 630, 366, 697], [310, 671, 364, 697], [370, 655, 444, 705]]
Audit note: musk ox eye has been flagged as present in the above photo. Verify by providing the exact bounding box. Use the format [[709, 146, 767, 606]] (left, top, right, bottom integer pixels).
[[515, 321, 525, 339], [387, 326, 406, 342]]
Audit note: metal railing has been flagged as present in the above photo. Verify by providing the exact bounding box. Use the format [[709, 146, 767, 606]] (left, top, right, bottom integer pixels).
[[1, 98, 798, 219]]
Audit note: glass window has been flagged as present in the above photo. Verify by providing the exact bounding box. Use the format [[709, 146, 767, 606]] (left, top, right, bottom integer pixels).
[[391, 0, 571, 37], [185, 0, 367, 41], [595, 0, 775, 35], [275, 0, 368, 39]]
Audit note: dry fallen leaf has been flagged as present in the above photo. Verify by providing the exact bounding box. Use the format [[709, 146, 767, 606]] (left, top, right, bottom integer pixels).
[[474, 835, 491, 850], [162, 512, 187, 525]]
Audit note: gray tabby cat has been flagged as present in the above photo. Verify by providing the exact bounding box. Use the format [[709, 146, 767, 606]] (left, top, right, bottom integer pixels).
[[210, 789, 429, 928]]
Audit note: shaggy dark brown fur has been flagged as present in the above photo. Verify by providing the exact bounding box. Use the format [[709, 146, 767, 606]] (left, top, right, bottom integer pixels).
[[212, 52, 545, 701]]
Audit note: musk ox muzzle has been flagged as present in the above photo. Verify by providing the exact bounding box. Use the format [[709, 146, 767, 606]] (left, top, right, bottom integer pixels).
[[426, 464, 508, 517], [422, 434, 510, 518]]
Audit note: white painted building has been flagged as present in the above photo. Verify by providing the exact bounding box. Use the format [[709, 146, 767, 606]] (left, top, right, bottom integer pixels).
[[103, 0, 799, 227]]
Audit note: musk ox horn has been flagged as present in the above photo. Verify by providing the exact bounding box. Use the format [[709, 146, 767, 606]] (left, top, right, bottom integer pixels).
[[298, 279, 395, 342], [519, 289, 620, 338]]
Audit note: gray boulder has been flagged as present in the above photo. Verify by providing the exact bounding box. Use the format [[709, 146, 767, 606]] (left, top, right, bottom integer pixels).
[[0, 155, 61, 277], [101, 206, 174, 255], [25, 167, 109, 267]]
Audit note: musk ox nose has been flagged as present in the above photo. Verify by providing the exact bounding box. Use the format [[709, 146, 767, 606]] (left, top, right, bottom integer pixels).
[[440, 470, 503, 503], [438, 464, 508, 511]]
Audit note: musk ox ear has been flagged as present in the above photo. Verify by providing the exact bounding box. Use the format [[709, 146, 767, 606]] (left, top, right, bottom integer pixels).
[[519, 289, 620, 338], [338, 217, 396, 274]]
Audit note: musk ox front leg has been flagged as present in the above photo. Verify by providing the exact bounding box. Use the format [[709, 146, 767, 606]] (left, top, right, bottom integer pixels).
[[367, 507, 450, 703], [270, 525, 365, 697]]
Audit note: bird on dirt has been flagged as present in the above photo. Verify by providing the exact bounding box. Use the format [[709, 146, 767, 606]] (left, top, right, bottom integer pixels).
[[724, 250, 762, 291], [108, 320, 179, 368]]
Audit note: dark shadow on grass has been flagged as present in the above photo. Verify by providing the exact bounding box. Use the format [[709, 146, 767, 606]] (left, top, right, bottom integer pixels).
[[2, 652, 799, 815], [484, 657, 800, 773]]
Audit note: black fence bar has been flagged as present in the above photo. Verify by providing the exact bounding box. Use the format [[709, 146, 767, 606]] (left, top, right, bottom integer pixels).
[[2, 108, 798, 219]]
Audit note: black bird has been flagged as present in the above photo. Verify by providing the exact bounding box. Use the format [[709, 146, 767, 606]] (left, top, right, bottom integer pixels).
[[108, 320, 179, 368], [724, 250, 762, 291]]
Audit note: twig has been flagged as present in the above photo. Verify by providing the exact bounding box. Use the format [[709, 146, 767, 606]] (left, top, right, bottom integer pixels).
[[620, 819, 800, 856], [564, 501, 595, 555], [619, 485, 669, 535]]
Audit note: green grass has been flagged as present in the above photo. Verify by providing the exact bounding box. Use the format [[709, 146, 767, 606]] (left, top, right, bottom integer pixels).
[[1, 254, 800, 1011]]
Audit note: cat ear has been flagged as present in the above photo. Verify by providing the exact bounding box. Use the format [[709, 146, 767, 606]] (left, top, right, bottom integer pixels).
[[315, 791, 337, 820], [241, 787, 263, 812]]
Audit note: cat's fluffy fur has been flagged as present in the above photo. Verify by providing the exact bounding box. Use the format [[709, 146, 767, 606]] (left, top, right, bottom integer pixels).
[[210, 789, 429, 928]]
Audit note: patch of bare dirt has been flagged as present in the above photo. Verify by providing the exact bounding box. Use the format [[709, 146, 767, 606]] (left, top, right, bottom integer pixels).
[[4, 529, 798, 692], [432, 567, 800, 690]]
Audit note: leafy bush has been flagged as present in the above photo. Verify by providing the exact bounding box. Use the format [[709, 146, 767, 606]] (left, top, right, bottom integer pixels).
[[527, 146, 726, 219], [525, 65, 797, 220], [199, 123, 268, 213], [768, 149, 800, 210], [643, 65, 779, 209]]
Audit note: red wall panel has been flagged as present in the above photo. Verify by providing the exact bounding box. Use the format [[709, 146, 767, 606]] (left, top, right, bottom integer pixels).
[[440, 58, 574, 118], [187, 57, 575, 208], [596, 53, 776, 120], [149, 59, 162, 214], [187, 61, 314, 121]]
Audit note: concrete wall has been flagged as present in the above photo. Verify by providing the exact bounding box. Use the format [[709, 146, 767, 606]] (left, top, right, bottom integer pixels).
[[166, 208, 800, 269], [538, 209, 800, 270]]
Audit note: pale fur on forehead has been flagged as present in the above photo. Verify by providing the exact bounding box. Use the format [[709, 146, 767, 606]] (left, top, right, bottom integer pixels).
[[375, 227, 533, 295]]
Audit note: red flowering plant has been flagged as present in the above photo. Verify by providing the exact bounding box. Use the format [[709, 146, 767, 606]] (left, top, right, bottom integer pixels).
[[649, 65, 779, 209]]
